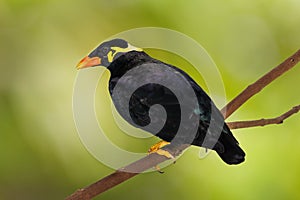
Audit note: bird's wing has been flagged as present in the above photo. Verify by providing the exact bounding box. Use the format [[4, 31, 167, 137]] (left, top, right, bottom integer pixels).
[[167, 64, 239, 144], [110, 60, 237, 144]]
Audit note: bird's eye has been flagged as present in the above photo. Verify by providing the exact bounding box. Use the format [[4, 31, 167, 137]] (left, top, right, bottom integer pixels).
[[101, 47, 109, 54]]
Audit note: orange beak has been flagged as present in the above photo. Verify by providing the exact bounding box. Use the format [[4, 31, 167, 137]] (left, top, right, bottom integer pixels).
[[76, 56, 101, 69]]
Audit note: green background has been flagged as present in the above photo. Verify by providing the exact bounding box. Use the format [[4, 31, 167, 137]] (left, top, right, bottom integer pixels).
[[1, 0, 300, 199]]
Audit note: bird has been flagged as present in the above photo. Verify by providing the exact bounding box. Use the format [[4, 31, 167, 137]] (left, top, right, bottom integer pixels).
[[76, 38, 245, 165]]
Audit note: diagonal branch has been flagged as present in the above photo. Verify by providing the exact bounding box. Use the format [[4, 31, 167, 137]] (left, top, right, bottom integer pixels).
[[221, 49, 300, 119], [66, 49, 300, 200], [66, 144, 189, 200], [227, 104, 300, 129]]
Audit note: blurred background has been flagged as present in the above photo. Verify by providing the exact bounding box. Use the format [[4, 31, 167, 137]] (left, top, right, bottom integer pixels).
[[1, 0, 300, 199]]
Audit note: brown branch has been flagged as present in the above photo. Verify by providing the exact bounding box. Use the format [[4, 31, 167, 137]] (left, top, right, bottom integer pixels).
[[227, 104, 300, 129], [66, 144, 189, 200], [66, 49, 300, 200], [221, 49, 300, 119]]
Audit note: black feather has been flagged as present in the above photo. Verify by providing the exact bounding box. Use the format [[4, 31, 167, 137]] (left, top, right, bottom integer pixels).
[[107, 51, 245, 165]]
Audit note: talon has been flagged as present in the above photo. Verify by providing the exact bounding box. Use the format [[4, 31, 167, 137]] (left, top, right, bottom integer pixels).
[[154, 165, 164, 174], [148, 140, 174, 159], [155, 149, 175, 159], [148, 140, 176, 173], [148, 140, 171, 154]]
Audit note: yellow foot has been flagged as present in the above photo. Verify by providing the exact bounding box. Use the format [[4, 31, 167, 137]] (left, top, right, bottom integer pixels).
[[148, 140, 174, 159], [148, 140, 176, 173]]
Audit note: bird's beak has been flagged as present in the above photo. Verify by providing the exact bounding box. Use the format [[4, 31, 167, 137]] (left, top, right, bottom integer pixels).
[[76, 56, 101, 69]]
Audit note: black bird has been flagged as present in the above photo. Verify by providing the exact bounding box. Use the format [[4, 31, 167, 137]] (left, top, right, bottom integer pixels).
[[77, 39, 245, 165]]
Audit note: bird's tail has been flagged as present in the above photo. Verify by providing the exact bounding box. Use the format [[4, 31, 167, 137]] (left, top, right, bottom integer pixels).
[[214, 134, 246, 165]]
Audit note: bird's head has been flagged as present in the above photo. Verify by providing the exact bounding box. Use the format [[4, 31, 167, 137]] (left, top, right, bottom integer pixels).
[[76, 39, 142, 69]]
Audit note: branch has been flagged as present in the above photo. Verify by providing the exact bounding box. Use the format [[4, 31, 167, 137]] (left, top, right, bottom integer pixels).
[[227, 104, 300, 129], [221, 49, 300, 119], [66, 49, 300, 200], [66, 144, 189, 200]]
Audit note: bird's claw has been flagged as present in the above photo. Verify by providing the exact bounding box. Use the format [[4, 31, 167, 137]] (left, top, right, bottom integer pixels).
[[148, 140, 176, 173]]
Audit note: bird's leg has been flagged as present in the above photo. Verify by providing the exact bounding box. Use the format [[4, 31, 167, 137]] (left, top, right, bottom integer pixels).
[[148, 140, 176, 173], [148, 140, 174, 159]]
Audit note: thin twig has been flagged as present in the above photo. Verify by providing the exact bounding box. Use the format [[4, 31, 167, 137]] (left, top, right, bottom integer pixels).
[[227, 104, 300, 129], [66, 49, 300, 200], [221, 49, 300, 119]]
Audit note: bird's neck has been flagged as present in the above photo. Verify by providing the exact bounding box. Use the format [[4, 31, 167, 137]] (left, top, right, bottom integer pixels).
[[107, 51, 152, 78]]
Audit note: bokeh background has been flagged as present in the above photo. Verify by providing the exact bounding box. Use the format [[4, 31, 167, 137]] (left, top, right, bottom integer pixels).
[[1, 0, 300, 199]]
